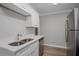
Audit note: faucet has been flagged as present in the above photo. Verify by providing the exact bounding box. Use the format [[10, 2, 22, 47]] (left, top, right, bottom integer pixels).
[[17, 33, 22, 40]]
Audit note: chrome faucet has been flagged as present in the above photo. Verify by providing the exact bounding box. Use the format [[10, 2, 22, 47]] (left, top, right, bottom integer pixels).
[[17, 33, 22, 40]]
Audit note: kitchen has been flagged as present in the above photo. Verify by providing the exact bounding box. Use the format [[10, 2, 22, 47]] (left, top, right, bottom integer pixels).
[[0, 3, 79, 56]]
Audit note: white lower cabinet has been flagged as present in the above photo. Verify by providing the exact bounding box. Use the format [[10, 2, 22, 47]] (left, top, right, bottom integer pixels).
[[16, 41, 39, 56]]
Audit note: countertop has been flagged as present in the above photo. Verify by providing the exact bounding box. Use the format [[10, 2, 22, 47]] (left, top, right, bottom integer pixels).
[[0, 35, 43, 53]]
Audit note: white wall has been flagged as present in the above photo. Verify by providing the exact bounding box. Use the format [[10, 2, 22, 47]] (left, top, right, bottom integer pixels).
[[0, 5, 32, 39], [40, 13, 69, 48]]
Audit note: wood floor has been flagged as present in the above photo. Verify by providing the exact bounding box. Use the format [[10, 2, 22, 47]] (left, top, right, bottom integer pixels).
[[43, 45, 67, 56]]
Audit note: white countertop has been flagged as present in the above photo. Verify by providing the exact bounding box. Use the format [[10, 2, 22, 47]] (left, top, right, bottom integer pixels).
[[0, 35, 43, 53]]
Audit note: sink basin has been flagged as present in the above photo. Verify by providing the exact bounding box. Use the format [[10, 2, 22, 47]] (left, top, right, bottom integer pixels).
[[8, 41, 23, 46], [8, 38, 33, 46]]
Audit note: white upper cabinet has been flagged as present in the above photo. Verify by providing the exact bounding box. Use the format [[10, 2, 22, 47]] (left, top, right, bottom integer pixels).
[[1, 3, 39, 27], [26, 15, 39, 27], [17, 3, 39, 27]]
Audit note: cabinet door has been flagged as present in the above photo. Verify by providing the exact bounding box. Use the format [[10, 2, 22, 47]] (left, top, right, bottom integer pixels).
[[26, 14, 39, 27], [20, 46, 38, 56], [31, 47, 39, 56], [26, 15, 32, 27], [32, 15, 39, 27], [16, 41, 39, 56]]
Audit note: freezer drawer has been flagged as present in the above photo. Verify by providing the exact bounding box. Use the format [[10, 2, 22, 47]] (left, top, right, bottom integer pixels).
[[67, 31, 76, 56]]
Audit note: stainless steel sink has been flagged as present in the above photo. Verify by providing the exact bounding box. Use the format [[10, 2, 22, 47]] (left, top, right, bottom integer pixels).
[[8, 38, 33, 46]]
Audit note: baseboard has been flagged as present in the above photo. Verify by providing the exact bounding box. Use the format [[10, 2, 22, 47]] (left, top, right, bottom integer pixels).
[[43, 44, 67, 49]]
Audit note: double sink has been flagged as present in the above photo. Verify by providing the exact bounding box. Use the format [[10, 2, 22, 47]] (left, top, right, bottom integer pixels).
[[8, 38, 33, 46]]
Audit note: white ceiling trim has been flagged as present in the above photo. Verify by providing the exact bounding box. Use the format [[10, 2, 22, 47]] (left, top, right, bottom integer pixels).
[[39, 9, 72, 16]]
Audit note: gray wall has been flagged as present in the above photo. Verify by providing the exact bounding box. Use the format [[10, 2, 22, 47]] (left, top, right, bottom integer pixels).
[[40, 13, 69, 48], [0, 5, 34, 40]]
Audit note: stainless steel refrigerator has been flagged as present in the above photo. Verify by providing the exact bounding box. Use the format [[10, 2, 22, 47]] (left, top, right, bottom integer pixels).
[[66, 8, 79, 56]]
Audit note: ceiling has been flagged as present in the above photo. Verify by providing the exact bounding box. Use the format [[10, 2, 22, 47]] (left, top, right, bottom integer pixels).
[[29, 3, 79, 16]]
